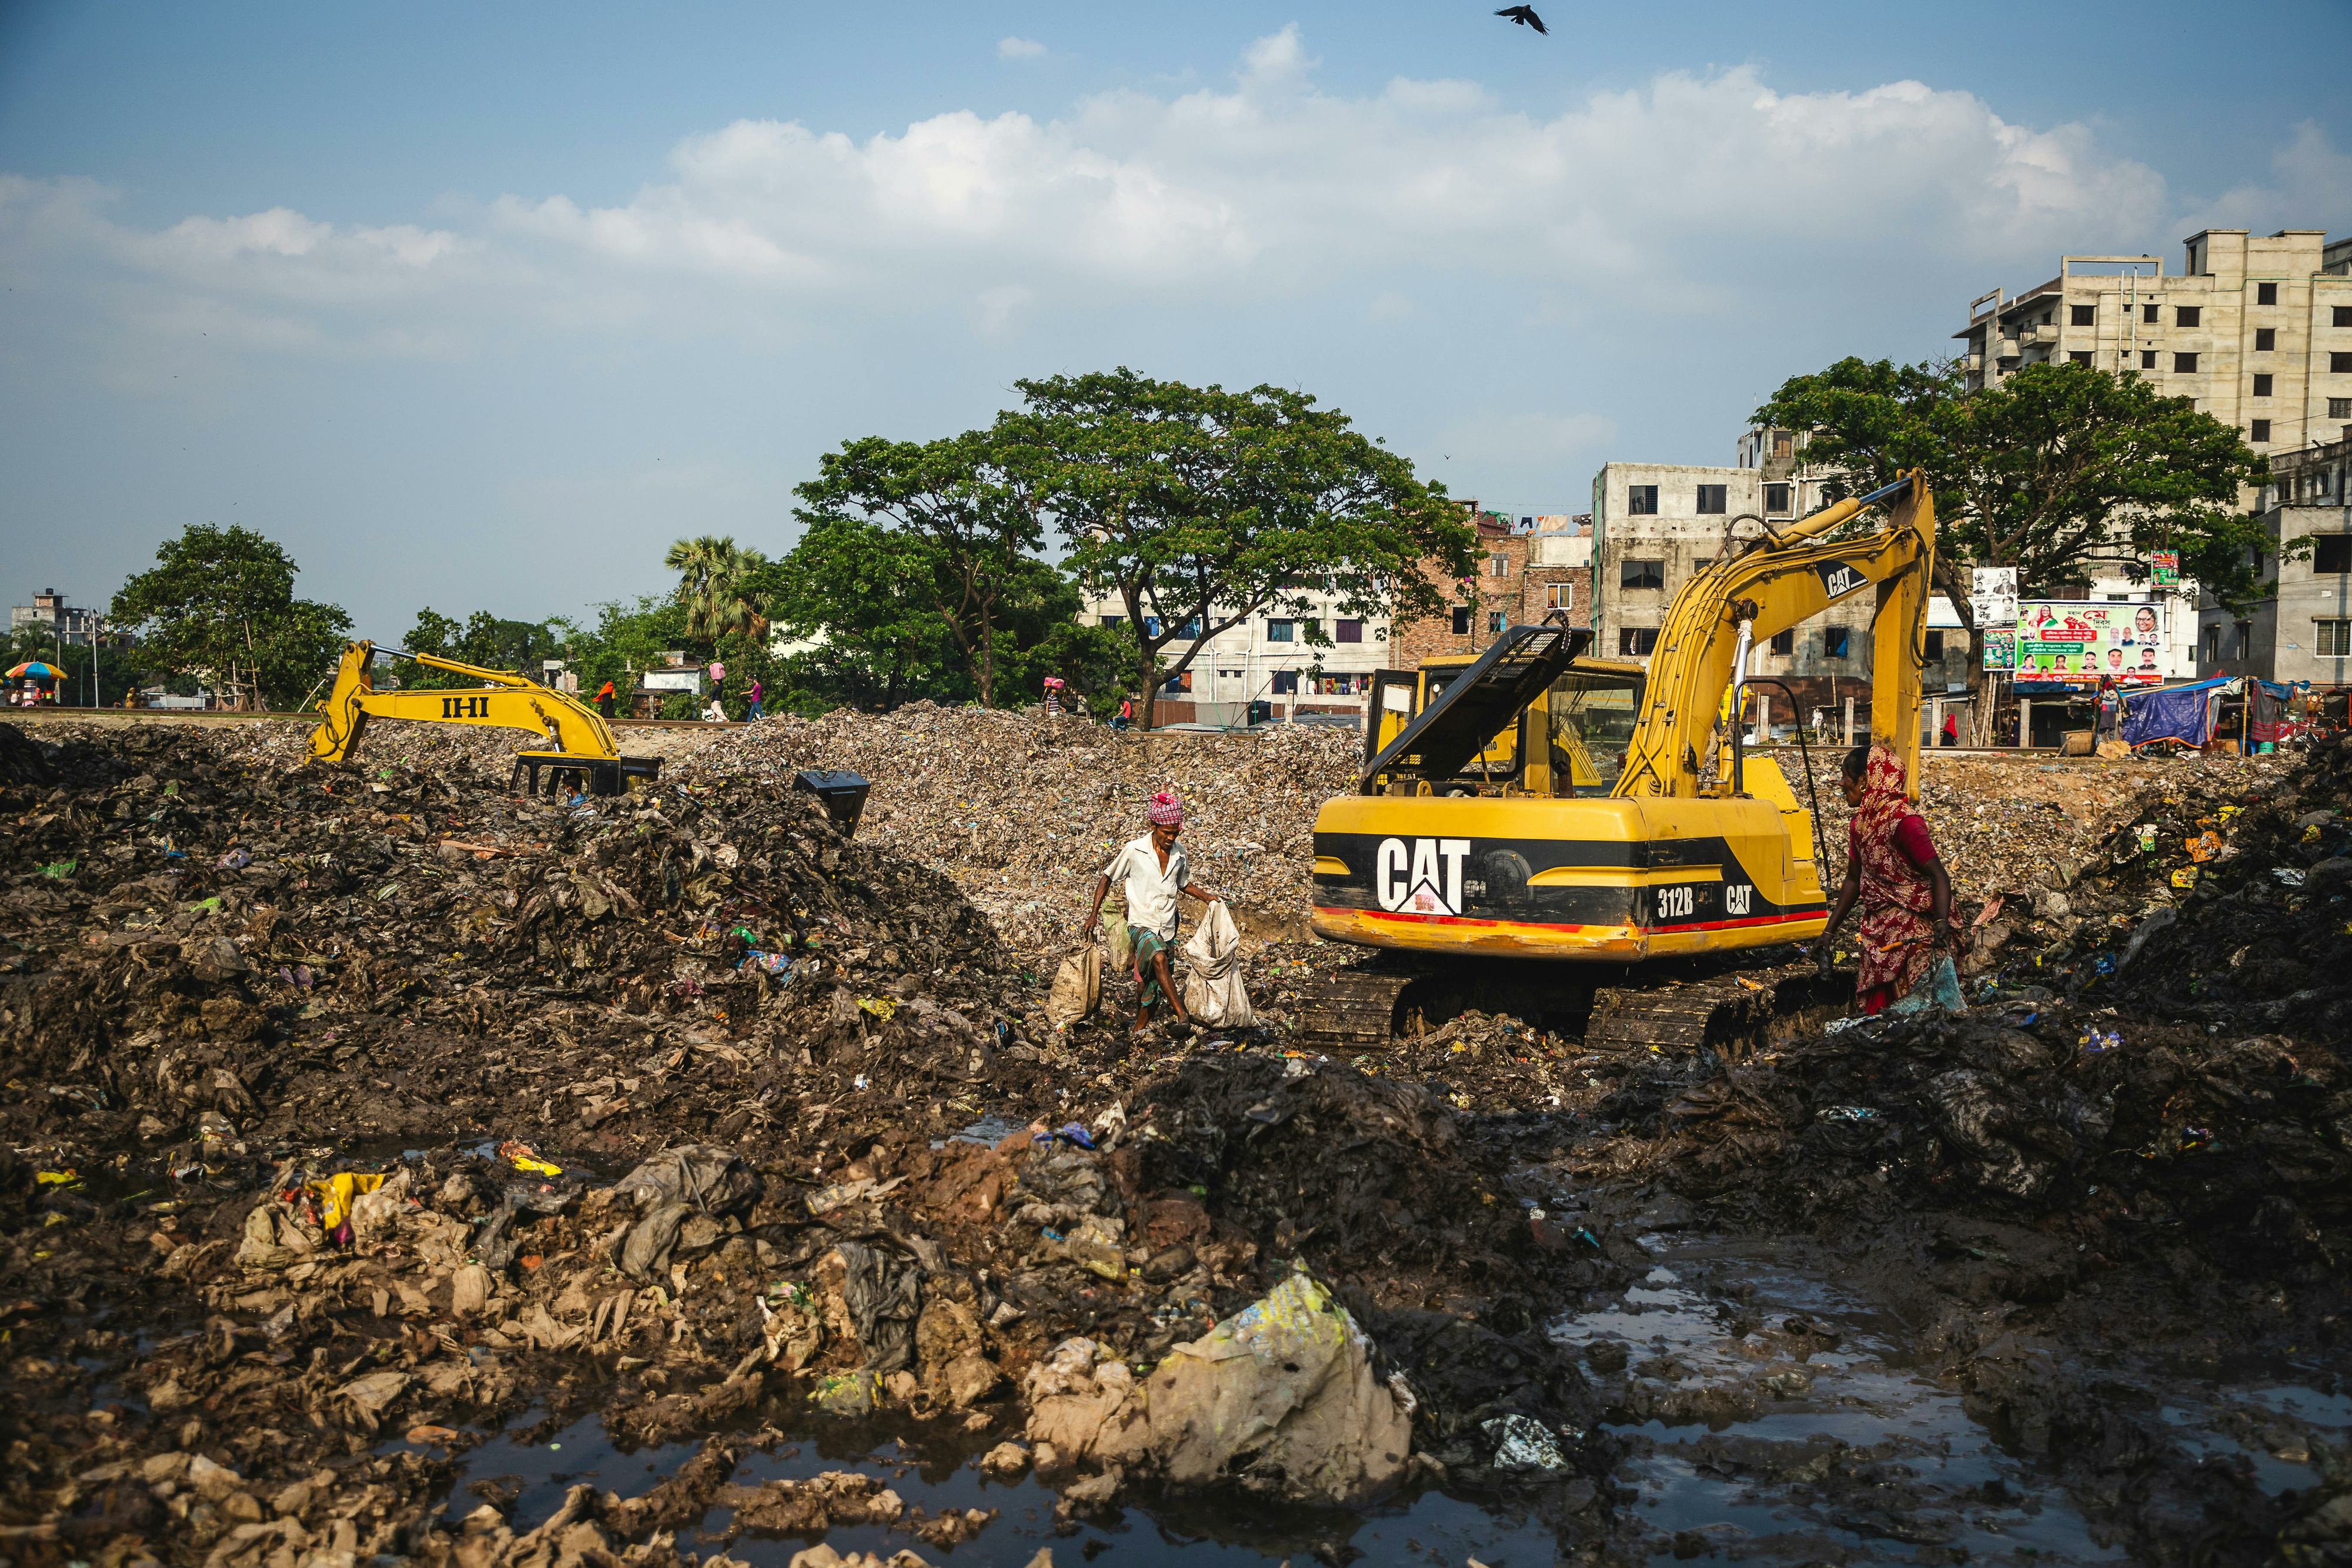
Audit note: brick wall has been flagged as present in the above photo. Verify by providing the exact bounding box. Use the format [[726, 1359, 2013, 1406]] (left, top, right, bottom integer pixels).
[[1394, 517, 1592, 668]]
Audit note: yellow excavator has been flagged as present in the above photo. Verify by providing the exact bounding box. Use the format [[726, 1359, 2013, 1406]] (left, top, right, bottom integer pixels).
[[308, 641, 662, 795], [1302, 472, 1936, 1049]]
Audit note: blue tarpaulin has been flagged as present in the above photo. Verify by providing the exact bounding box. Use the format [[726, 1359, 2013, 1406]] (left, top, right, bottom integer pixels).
[[2121, 677, 2227, 748]]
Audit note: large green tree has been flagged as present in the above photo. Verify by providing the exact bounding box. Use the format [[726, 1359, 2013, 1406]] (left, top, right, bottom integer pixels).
[[397, 609, 574, 689], [109, 524, 351, 711], [793, 430, 1047, 708], [1754, 357, 2270, 740], [998, 368, 1476, 729]]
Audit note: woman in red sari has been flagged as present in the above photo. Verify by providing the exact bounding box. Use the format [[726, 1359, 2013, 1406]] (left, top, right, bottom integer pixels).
[[1819, 743, 1959, 1012]]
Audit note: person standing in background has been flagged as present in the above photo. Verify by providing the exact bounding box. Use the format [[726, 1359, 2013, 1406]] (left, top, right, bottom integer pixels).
[[746, 677, 764, 721], [595, 680, 617, 720]]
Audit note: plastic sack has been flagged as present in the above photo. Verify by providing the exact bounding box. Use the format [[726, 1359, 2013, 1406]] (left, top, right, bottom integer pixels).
[[1888, 952, 1965, 1016], [1046, 944, 1101, 1027], [1180, 900, 1254, 1028]]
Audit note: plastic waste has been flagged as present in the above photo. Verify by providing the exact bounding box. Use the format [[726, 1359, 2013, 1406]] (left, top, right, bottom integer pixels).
[[1887, 954, 1966, 1015], [38, 860, 75, 880], [1032, 1122, 1095, 1151], [497, 1140, 563, 1176], [742, 949, 794, 977], [857, 996, 898, 1021], [2274, 867, 2307, 888], [834, 1241, 921, 1373], [1482, 1412, 1570, 1472], [218, 847, 252, 870], [1179, 900, 1254, 1028], [308, 1172, 389, 1240], [2080, 1027, 2122, 1055], [1817, 1106, 1879, 1122]]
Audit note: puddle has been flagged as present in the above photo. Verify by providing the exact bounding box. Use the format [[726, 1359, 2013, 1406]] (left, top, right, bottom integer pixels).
[[1546, 1234, 2349, 1566], [411, 1410, 1572, 1567]]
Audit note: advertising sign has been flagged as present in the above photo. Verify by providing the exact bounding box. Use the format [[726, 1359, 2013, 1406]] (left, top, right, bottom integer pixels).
[[2014, 601, 2166, 686], [1981, 628, 2017, 671], [639, 668, 701, 693], [1970, 567, 2017, 628], [2151, 551, 2180, 588]]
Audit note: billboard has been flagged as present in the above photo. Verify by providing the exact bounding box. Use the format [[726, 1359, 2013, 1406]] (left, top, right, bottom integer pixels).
[[1981, 628, 2017, 671], [2014, 601, 2166, 686], [1970, 567, 2017, 628]]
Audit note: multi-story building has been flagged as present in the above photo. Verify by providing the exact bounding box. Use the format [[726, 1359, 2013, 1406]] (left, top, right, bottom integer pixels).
[[2198, 426, 2352, 689], [9, 589, 107, 646], [1956, 228, 2352, 457], [1077, 582, 1395, 727], [1390, 509, 1591, 667]]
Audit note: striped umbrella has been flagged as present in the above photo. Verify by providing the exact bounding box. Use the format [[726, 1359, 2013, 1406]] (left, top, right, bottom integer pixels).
[[6, 661, 66, 680]]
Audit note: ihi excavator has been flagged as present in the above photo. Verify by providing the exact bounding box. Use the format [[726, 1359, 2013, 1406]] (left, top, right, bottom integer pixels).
[[1299, 472, 1938, 1050]]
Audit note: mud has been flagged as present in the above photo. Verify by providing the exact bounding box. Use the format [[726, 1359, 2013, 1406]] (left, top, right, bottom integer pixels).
[[2, 717, 2348, 1567]]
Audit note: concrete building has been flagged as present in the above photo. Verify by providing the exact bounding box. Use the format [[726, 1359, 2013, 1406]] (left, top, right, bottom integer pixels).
[[9, 589, 105, 646], [1078, 581, 1395, 727], [1390, 509, 1591, 668], [2198, 427, 2352, 688], [1956, 228, 2352, 457]]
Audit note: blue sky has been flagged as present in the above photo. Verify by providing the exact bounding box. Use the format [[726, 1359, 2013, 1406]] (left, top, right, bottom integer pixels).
[[2, 0, 2347, 636]]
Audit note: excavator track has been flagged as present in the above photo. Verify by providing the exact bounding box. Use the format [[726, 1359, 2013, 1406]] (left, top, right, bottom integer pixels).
[[1292, 954, 1836, 1056]]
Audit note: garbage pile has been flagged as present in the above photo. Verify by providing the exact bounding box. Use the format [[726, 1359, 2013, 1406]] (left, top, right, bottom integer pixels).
[[723, 703, 1361, 959]]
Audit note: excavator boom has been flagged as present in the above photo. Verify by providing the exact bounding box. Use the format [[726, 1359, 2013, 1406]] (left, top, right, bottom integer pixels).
[[308, 641, 660, 795]]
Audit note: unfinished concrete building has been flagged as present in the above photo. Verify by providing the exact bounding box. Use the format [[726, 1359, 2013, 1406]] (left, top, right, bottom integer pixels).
[[2199, 426, 2352, 690]]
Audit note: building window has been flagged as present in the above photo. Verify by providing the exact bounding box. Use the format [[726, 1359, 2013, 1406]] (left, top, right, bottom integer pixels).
[[1265, 618, 1294, 642], [2070, 303, 2095, 326], [2330, 397, 2351, 419], [1763, 482, 1792, 516], [1824, 627, 1851, 660], [2204, 624, 2220, 664], [1335, 618, 1363, 643], [1487, 610, 1506, 634], [1925, 629, 1946, 660], [2257, 282, 2278, 306], [1450, 606, 1470, 636], [1618, 627, 1658, 657], [2254, 327, 2276, 352], [1544, 583, 1572, 610], [2253, 373, 2274, 397], [2336, 306, 2352, 327], [2333, 353, 2352, 374], [2319, 620, 2352, 657], [1696, 484, 1728, 514], [2251, 420, 2271, 443], [2177, 306, 2201, 327], [1143, 616, 1161, 637], [1098, 614, 1125, 627], [1768, 628, 1793, 656], [2140, 349, 2159, 370], [1488, 553, 1510, 576], [2236, 621, 2253, 659], [2175, 352, 2200, 373], [1626, 484, 1659, 515], [1621, 559, 1665, 590], [1772, 431, 1794, 459], [2069, 351, 2093, 366], [2317, 537, 2352, 575], [2144, 303, 2161, 323], [1271, 670, 1298, 694]]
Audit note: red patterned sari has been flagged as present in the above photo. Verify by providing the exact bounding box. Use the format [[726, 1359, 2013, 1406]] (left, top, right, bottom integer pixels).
[[1847, 744, 1951, 1011]]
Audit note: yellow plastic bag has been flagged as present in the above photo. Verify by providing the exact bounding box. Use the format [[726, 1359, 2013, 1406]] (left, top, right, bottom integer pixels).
[[310, 1172, 387, 1233]]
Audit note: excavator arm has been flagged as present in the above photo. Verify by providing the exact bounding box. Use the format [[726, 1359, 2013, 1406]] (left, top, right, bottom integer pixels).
[[1613, 472, 1935, 803], [308, 641, 658, 794]]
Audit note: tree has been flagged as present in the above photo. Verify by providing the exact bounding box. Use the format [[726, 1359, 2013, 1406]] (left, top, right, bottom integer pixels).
[[998, 369, 1476, 730], [793, 431, 1045, 708], [110, 524, 351, 711], [1754, 357, 2269, 740], [763, 513, 964, 711], [663, 536, 770, 648], [397, 609, 574, 690]]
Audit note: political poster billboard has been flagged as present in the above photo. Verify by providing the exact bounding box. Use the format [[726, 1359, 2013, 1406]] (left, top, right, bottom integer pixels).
[[2014, 601, 2166, 686]]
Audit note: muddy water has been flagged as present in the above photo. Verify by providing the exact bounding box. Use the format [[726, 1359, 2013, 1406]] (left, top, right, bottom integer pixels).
[[1551, 1233, 2348, 1566], [399, 1228, 2347, 1566]]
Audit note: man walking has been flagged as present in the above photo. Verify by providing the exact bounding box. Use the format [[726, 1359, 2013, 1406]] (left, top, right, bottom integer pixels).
[[1079, 792, 1224, 1035]]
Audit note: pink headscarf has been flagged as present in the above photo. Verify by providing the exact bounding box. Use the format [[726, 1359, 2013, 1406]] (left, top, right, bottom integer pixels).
[[1147, 792, 1184, 827]]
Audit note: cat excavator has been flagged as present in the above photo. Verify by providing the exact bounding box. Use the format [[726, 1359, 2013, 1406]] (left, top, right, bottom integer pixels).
[[308, 641, 662, 795], [1300, 472, 1937, 1050]]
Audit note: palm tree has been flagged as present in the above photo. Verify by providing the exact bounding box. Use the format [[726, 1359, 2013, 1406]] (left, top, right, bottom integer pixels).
[[664, 536, 770, 645]]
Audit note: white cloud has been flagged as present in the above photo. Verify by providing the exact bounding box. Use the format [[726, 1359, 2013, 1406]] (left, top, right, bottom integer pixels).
[[3, 29, 2311, 370], [997, 36, 1045, 61]]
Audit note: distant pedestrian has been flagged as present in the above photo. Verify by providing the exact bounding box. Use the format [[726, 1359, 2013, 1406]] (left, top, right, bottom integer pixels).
[[1044, 676, 1065, 718], [746, 677, 764, 721], [595, 680, 617, 720], [1940, 710, 1958, 747], [2094, 675, 2122, 743], [1114, 696, 1133, 733]]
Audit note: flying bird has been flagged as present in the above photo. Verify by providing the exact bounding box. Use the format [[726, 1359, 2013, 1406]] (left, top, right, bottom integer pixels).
[[1495, 4, 1548, 33]]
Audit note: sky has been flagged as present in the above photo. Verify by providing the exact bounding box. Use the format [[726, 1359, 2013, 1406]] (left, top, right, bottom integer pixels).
[[2, 0, 2348, 637]]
